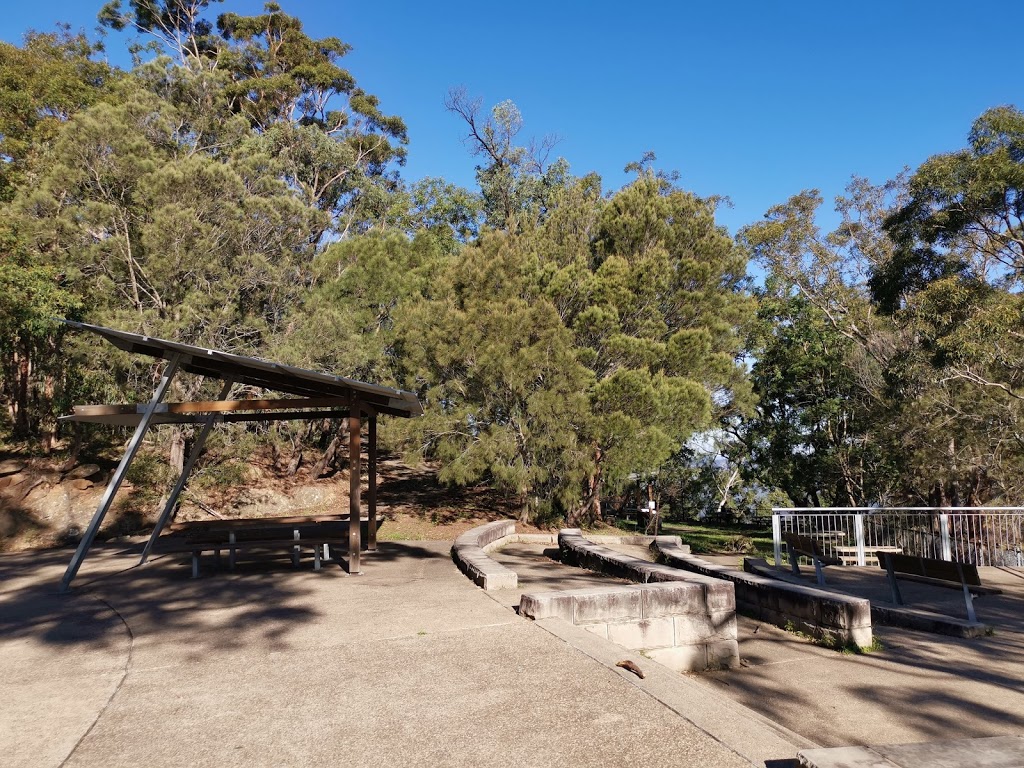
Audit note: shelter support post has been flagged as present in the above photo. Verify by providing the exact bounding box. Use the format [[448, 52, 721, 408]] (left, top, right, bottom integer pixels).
[[140, 378, 234, 565], [348, 402, 362, 574], [368, 412, 377, 551], [60, 354, 182, 592]]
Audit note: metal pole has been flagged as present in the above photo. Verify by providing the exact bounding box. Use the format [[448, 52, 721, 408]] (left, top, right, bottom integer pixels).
[[367, 413, 377, 551], [60, 354, 182, 592], [854, 514, 866, 567], [139, 378, 234, 565], [939, 511, 952, 561], [348, 403, 362, 574], [772, 513, 783, 569]]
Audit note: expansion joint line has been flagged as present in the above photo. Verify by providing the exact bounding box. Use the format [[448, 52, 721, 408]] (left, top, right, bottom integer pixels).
[[58, 596, 136, 768]]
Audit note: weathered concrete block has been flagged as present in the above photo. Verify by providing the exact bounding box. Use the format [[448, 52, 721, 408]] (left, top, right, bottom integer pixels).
[[582, 623, 609, 639], [646, 644, 707, 673], [519, 592, 575, 622], [607, 617, 675, 650], [706, 639, 740, 669], [641, 582, 706, 618], [482, 571, 518, 590], [674, 610, 737, 646], [703, 579, 736, 612], [573, 588, 643, 624]]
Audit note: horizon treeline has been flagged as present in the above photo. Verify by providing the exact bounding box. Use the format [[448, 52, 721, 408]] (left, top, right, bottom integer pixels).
[[2, 1, 1023, 523]]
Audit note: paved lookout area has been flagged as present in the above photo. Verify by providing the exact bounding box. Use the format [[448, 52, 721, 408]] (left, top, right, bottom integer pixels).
[[1, 541, 754, 768]]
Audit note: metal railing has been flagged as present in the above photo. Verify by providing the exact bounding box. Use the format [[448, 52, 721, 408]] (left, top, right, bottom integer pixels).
[[772, 507, 1024, 567]]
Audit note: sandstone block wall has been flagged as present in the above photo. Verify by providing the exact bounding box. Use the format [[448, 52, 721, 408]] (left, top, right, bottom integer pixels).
[[520, 581, 738, 672]]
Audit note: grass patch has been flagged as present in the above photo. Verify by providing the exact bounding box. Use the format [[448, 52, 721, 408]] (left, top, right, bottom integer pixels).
[[783, 620, 883, 654], [659, 520, 774, 558]]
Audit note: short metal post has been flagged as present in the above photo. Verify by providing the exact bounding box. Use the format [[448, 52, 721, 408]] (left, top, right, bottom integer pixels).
[[854, 514, 866, 567], [60, 354, 181, 592]]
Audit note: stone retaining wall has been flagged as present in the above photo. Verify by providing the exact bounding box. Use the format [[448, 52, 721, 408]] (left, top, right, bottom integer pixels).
[[520, 582, 738, 672], [450, 520, 518, 590], [653, 541, 873, 649], [549, 528, 739, 671]]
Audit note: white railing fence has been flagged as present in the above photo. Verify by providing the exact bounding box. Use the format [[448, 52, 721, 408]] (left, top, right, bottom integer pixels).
[[772, 507, 1024, 568]]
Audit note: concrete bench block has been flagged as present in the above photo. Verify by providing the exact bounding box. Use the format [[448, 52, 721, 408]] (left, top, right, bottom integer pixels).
[[641, 581, 708, 617], [706, 639, 740, 669], [573, 588, 643, 623], [675, 610, 738, 646], [607, 617, 675, 650], [645, 644, 708, 673], [519, 592, 576, 622], [451, 521, 519, 591]]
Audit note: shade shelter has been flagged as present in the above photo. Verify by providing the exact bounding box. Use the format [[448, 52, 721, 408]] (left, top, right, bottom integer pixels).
[[58, 320, 422, 592]]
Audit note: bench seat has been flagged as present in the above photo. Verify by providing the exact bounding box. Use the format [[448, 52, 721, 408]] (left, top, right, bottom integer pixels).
[[877, 551, 1001, 622]]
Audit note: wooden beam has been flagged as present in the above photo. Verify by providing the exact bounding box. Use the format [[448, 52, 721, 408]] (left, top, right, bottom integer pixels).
[[368, 414, 377, 551], [349, 403, 362, 574], [74, 396, 353, 416]]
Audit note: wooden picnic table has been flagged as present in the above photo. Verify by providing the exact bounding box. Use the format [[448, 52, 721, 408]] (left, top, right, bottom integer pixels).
[[155, 514, 382, 576]]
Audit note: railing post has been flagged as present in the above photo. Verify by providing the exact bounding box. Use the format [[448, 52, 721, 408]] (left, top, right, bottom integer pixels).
[[772, 513, 783, 569], [939, 511, 952, 561], [854, 514, 866, 567]]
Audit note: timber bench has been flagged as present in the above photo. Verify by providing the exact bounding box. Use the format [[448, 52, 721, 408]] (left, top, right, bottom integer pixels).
[[783, 533, 841, 586], [877, 551, 1002, 623], [154, 515, 381, 577], [154, 535, 346, 577]]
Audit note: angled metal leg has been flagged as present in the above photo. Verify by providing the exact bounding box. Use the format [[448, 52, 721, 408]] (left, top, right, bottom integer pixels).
[[787, 544, 801, 577], [60, 354, 181, 592], [885, 555, 904, 605], [957, 562, 978, 622], [813, 558, 826, 586], [140, 378, 234, 565]]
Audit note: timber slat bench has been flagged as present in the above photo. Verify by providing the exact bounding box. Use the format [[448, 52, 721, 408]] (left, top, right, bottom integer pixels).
[[154, 515, 380, 577], [783, 533, 841, 586], [876, 551, 1002, 623]]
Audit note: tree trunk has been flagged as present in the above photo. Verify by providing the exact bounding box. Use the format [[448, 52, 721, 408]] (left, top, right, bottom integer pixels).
[[13, 346, 30, 438], [311, 419, 349, 478], [518, 490, 530, 525], [169, 427, 186, 476]]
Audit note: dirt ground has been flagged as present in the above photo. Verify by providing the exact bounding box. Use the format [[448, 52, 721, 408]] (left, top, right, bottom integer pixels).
[[0, 451, 574, 552]]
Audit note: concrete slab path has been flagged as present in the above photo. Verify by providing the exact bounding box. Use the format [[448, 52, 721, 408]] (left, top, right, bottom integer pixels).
[[1, 540, 754, 768], [495, 543, 1024, 753], [687, 558, 1024, 749]]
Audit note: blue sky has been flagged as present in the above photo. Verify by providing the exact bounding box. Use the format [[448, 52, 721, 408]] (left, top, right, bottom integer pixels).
[[3, 1, 1023, 236]]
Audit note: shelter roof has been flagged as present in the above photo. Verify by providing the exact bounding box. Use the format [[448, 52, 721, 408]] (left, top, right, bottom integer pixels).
[[60, 320, 422, 419]]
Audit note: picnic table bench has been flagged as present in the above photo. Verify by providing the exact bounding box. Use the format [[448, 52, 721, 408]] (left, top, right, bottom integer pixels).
[[833, 544, 902, 567], [153, 515, 381, 577], [876, 551, 1002, 623], [783, 532, 842, 586]]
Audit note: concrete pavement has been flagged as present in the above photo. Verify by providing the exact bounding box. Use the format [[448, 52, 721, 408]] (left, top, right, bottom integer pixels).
[[1, 540, 755, 768]]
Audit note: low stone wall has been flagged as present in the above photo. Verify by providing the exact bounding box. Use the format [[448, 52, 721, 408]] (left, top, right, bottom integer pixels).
[[520, 582, 738, 672], [557, 528, 695, 583], [451, 520, 518, 590], [653, 541, 873, 649], [549, 528, 739, 671]]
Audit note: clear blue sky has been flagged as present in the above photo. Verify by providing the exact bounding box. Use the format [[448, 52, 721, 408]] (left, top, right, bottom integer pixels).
[[3, 0, 1022, 236]]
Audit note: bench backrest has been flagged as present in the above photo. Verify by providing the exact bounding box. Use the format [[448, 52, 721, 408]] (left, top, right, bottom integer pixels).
[[877, 551, 981, 586], [783, 533, 825, 558]]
